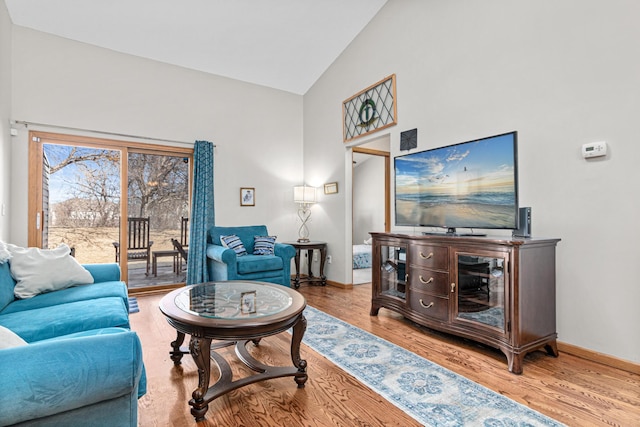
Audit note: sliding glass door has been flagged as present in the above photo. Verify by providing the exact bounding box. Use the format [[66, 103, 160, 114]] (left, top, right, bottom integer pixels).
[[28, 131, 192, 291], [125, 151, 190, 289]]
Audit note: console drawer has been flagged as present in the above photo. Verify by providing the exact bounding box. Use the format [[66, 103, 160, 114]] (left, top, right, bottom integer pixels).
[[409, 244, 448, 270], [409, 290, 449, 321], [409, 268, 450, 296]]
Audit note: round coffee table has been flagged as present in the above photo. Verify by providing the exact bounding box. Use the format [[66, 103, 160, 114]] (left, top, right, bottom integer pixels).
[[159, 281, 308, 422]]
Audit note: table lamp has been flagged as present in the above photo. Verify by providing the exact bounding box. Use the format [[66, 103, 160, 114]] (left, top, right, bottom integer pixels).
[[293, 185, 317, 242]]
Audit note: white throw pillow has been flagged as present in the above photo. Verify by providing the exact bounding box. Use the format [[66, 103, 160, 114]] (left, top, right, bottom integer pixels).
[[0, 240, 11, 264], [7, 243, 94, 299], [0, 325, 28, 348]]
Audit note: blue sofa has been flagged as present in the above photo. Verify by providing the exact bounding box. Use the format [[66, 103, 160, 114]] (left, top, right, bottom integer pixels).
[[206, 225, 296, 287], [0, 261, 146, 427]]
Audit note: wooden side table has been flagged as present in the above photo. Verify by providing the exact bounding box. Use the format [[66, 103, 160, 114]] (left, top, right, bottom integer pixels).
[[151, 250, 179, 277], [284, 241, 327, 288]]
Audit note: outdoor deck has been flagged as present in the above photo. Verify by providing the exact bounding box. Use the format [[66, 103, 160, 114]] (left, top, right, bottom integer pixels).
[[127, 260, 186, 290]]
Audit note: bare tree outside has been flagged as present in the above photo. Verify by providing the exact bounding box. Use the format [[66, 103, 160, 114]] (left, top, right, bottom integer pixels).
[[43, 143, 190, 286], [46, 145, 120, 228], [128, 153, 189, 228]]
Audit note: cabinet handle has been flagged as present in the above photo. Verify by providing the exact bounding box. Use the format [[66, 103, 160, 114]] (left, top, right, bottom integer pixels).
[[420, 252, 434, 259], [451, 283, 456, 293], [419, 275, 434, 284], [419, 299, 434, 309]]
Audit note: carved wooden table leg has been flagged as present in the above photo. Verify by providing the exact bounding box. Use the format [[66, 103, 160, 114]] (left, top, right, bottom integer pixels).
[[293, 248, 301, 289], [170, 331, 186, 365], [318, 246, 327, 286], [306, 249, 313, 277], [188, 336, 212, 422], [291, 314, 308, 387]]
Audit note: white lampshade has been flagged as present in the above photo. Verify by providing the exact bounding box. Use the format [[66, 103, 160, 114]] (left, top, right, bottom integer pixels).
[[293, 185, 317, 204]]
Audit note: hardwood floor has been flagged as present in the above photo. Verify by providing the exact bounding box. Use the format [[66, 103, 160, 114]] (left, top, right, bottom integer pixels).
[[131, 283, 640, 426]]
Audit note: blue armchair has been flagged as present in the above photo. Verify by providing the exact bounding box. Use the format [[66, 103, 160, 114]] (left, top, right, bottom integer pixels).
[[206, 225, 296, 287]]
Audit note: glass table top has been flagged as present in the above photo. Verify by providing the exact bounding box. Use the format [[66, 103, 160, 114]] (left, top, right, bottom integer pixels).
[[174, 282, 293, 320]]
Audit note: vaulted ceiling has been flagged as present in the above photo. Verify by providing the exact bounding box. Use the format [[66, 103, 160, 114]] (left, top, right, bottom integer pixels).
[[4, 0, 387, 95]]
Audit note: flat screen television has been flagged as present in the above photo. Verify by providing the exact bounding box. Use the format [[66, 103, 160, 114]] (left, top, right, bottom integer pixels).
[[394, 131, 519, 235]]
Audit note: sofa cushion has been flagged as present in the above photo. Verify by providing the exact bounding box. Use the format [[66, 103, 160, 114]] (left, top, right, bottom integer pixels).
[[236, 254, 283, 274], [0, 325, 27, 349], [220, 235, 247, 256], [36, 326, 133, 342], [0, 280, 128, 315], [0, 297, 130, 342], [0, 327, 144, 426], [253, 236, 277, 255], [0, 262, 15, 312], [235, 271, 287, 284], [19, 327, 148, 400], [82, 263, 122, 283], [7, 243, 94, 299]]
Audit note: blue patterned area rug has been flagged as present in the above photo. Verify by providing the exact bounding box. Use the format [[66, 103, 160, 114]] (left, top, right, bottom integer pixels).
[[302, 306, 564, 427]]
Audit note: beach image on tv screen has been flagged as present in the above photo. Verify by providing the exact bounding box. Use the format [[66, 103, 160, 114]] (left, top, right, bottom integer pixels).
[[395, 133, 517, 229]]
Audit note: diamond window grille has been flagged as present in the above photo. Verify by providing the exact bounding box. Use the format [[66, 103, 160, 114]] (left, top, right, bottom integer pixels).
[[343, 74, 397, 142]]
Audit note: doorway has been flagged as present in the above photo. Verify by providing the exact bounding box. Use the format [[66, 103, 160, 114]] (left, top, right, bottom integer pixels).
[[28, 131, 192, 291], [351, 135, 390, 285]]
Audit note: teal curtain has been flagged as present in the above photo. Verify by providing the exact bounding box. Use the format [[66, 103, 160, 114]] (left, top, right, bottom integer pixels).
[[186, 141, 215, 285]]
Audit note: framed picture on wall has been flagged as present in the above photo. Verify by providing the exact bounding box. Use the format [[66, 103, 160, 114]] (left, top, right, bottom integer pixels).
[[240, 187, 255, 206], [324, 182, 338, 194]]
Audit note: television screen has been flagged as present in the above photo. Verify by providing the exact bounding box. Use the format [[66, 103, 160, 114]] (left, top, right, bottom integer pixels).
[[394, 131, 518, 232]]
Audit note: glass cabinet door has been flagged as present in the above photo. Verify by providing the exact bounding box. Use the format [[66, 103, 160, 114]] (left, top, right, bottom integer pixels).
[[378, 244, 408, 302], [454, 252, 508, 333]]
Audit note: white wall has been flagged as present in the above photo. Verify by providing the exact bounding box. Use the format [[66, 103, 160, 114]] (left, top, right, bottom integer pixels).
[[9, 26, 304, 246], [0, 2, 11, 240], [304, 0, 640, 363]]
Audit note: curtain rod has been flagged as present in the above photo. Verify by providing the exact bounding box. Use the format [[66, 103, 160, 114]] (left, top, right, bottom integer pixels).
[[12, 120, 215, 147]]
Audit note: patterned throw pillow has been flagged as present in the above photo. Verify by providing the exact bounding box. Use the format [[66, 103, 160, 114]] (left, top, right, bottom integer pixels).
[[253, 236, 277, 255], [220, 235, 247, 256]]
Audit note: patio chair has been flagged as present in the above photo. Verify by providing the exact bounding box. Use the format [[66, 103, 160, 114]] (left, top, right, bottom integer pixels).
[[171, 238, 188, 265], [113, 217, 154, 276], [180, 217, 189, 247], [176, 217, 189, 273]]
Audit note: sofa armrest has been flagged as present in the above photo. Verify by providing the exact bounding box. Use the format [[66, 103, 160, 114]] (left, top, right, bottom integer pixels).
[[0, 328, 144, 426], [82, 263, 121, 283], [274, 242, 296, 260], [206, 244, 237, 265]]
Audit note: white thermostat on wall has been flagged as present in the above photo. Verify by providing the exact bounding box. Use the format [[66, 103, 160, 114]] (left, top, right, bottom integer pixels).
[[582, 141, 607, 159]]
